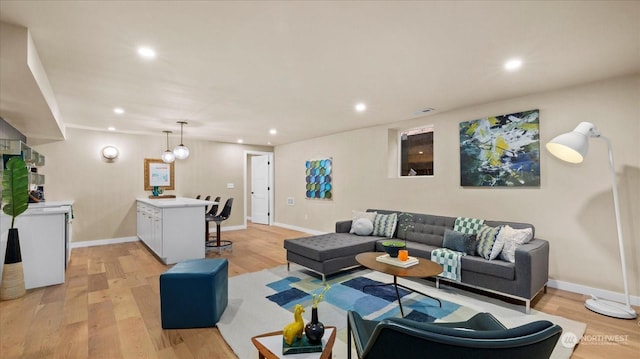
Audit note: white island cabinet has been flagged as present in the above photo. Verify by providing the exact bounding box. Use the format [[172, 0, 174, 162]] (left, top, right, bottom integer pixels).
[[136, 197, 212, 264], [0, 201, 73, 289]]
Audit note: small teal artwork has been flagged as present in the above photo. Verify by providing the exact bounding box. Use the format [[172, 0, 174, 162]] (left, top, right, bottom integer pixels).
[[305, 158, 332, 200], [460, 109, 540, 187]]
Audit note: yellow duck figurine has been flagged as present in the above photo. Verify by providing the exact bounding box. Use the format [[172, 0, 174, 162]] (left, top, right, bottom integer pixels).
[[283, 304, 305, 345]]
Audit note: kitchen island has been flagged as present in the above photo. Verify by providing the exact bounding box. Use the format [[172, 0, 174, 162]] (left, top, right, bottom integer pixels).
[[136, 197, 215, 265]]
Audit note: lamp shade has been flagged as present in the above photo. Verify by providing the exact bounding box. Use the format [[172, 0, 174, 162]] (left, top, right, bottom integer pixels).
[[173, 121, 190, 160], [162, 150, 175, 163], [173, 144, 190, 160], [545, 122, 597, 163]]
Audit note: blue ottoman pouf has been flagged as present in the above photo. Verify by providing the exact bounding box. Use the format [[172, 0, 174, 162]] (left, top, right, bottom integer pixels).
[[160, 258, 228, 329]]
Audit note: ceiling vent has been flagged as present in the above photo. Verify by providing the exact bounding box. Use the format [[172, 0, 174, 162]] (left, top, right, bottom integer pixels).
[[413, 108, 435, 116]]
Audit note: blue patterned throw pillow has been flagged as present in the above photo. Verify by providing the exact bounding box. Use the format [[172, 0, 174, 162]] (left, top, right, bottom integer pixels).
[[454, 217, 485, 235], [476, 224, 503, 260], [443, 229, 477, 255], [372, 213, 398, 238]]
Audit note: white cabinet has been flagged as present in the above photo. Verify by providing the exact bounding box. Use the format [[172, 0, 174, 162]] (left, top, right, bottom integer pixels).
[[136, 198, 209, 264], [0, 203, 72, 289]]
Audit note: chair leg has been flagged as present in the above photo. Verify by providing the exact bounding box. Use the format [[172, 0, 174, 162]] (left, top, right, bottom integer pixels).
[[216, 222, 222, 254], [347, 316, 352, 359]]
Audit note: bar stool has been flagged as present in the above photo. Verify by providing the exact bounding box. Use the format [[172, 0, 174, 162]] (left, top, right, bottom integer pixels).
[[205, 196, 221, 244], [205, 198, 233, 253]]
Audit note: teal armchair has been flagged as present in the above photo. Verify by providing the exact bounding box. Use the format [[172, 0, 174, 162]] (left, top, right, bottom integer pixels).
[[347, 311, 562, 359]]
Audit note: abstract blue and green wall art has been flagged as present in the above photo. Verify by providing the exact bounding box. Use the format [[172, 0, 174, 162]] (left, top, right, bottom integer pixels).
[[305, 158, 332, 199], [459, 109, 540, 187]]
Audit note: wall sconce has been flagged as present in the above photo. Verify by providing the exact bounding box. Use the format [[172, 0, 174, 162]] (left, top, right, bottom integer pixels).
[[102, 145, 119, 160]]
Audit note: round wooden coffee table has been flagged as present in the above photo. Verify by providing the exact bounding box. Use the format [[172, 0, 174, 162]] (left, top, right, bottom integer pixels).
[[355, 252, 443, 317]]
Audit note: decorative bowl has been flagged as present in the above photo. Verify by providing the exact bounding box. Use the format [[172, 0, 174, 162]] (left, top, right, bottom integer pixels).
[[381, 241, 406, 258]]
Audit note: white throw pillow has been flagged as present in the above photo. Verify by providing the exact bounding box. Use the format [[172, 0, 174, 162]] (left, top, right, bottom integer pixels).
[[349, 210, 377, 233], [498, 225, 534, 263], [352, 218, 374, 236]]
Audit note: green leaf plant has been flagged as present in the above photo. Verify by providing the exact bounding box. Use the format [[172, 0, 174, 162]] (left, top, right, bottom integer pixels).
[[2, 157, 29, 228]]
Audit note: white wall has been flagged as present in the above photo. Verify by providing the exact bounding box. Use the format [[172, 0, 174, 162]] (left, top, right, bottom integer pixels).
[[274, 75, 640, 297], [32, 128, 271, 242]]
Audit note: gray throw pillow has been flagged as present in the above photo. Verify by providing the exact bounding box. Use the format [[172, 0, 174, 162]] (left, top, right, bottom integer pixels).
[[350, 210, 377, 234], [443, 228, 477, 255], [351, 218, 374, 236]]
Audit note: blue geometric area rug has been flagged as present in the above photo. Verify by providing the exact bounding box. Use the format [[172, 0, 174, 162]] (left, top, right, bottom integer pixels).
[[264, 268, 467, 324], [217, 265, 584, 359]]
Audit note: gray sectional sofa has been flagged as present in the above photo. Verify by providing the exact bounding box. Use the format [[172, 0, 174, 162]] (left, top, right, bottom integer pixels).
[[284, 209, 550, 313]]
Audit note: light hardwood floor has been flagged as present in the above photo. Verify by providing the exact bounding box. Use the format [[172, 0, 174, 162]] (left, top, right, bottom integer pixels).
[[1, 223, 638, 358]]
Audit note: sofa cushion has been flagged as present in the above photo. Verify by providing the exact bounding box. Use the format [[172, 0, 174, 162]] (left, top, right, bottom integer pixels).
[[352, 218, 374, 236], [461, 255, 515, 280], [284, 233, 378, 261], [393, 212, 455, 247], [349, 210, 377, 233], [372, 213, 398, 238], [476, 225, 503, 260], [454, 217, 485, 234], [443, 229, 477, 255], [498, 225, 534, 263]]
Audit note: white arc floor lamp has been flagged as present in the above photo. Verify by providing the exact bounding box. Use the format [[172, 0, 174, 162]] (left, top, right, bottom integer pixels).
[[546, 121, 637, 319]]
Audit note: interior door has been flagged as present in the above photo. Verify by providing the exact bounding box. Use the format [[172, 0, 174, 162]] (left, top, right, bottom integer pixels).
[[251, 155, 270, 225]]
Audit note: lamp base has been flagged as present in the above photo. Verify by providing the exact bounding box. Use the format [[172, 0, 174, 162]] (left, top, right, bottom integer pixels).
[[585, 296, 637, 319]]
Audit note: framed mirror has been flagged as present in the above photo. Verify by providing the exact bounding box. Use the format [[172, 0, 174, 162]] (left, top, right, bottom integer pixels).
[[144, 158, 175, 191]]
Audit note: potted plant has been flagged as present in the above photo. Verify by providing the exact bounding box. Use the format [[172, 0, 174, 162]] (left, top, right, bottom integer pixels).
[[382, 213, 414, 257], [0, 156, 29, 300]]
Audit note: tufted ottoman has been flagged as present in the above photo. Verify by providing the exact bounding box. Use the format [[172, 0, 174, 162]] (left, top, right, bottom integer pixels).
[[160, 258, 228, 329]]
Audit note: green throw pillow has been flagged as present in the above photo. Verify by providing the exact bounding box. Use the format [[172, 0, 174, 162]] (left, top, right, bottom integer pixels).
[[372, 213, 398, 238], [454, 217, 485, 235]]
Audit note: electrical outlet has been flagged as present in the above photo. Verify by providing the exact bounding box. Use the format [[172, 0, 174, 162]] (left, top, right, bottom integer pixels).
[[227, 183, 234, 189], [287, 197, 295, 206]]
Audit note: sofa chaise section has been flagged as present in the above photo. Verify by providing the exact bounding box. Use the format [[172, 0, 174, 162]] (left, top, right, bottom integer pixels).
[[284, 232, 379, 281]]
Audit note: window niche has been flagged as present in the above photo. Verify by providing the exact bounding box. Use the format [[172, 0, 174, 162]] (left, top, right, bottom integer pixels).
[[399, 126, 434, 177]]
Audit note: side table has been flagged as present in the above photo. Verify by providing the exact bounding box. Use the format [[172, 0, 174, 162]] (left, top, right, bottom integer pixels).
[[251, 326, 336, 359]]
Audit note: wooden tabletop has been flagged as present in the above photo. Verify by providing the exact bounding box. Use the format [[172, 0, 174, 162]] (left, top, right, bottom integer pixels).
[[355, 252, 443, 278], [251, 326, 337, 359]]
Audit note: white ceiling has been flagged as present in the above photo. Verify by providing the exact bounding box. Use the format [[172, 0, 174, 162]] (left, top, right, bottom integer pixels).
[[1, 1, 639, 146]]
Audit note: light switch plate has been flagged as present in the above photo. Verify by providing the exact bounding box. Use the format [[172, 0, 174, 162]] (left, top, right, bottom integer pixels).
[[227, 183, 235, 189]]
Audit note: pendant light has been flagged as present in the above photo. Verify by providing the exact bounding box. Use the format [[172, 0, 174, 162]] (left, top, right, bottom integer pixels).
[[173, 121, 190, 160], [161, 130, 175, 163]]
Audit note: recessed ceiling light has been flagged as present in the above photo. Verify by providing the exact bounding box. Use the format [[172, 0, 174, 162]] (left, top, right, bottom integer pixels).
[[504, 58, 522, 71], [237, 139, 244, 144], [355, 103, 366, 112], [107, 126, 116, 131], [137, 46, 156, 59], [113, 107, 124, 115], [269, 129, 277, 135]]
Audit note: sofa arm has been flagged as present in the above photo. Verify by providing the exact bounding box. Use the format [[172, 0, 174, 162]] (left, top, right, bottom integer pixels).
[[336, 220, 352, 233], [514, 238, 549, 300]]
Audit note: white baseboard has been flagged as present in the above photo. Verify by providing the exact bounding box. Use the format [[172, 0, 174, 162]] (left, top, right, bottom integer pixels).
[[547, 279, 640, 307], [69, 225, 248, 249], [273, 222, 327, 236], [70, 236, 138, 248]]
